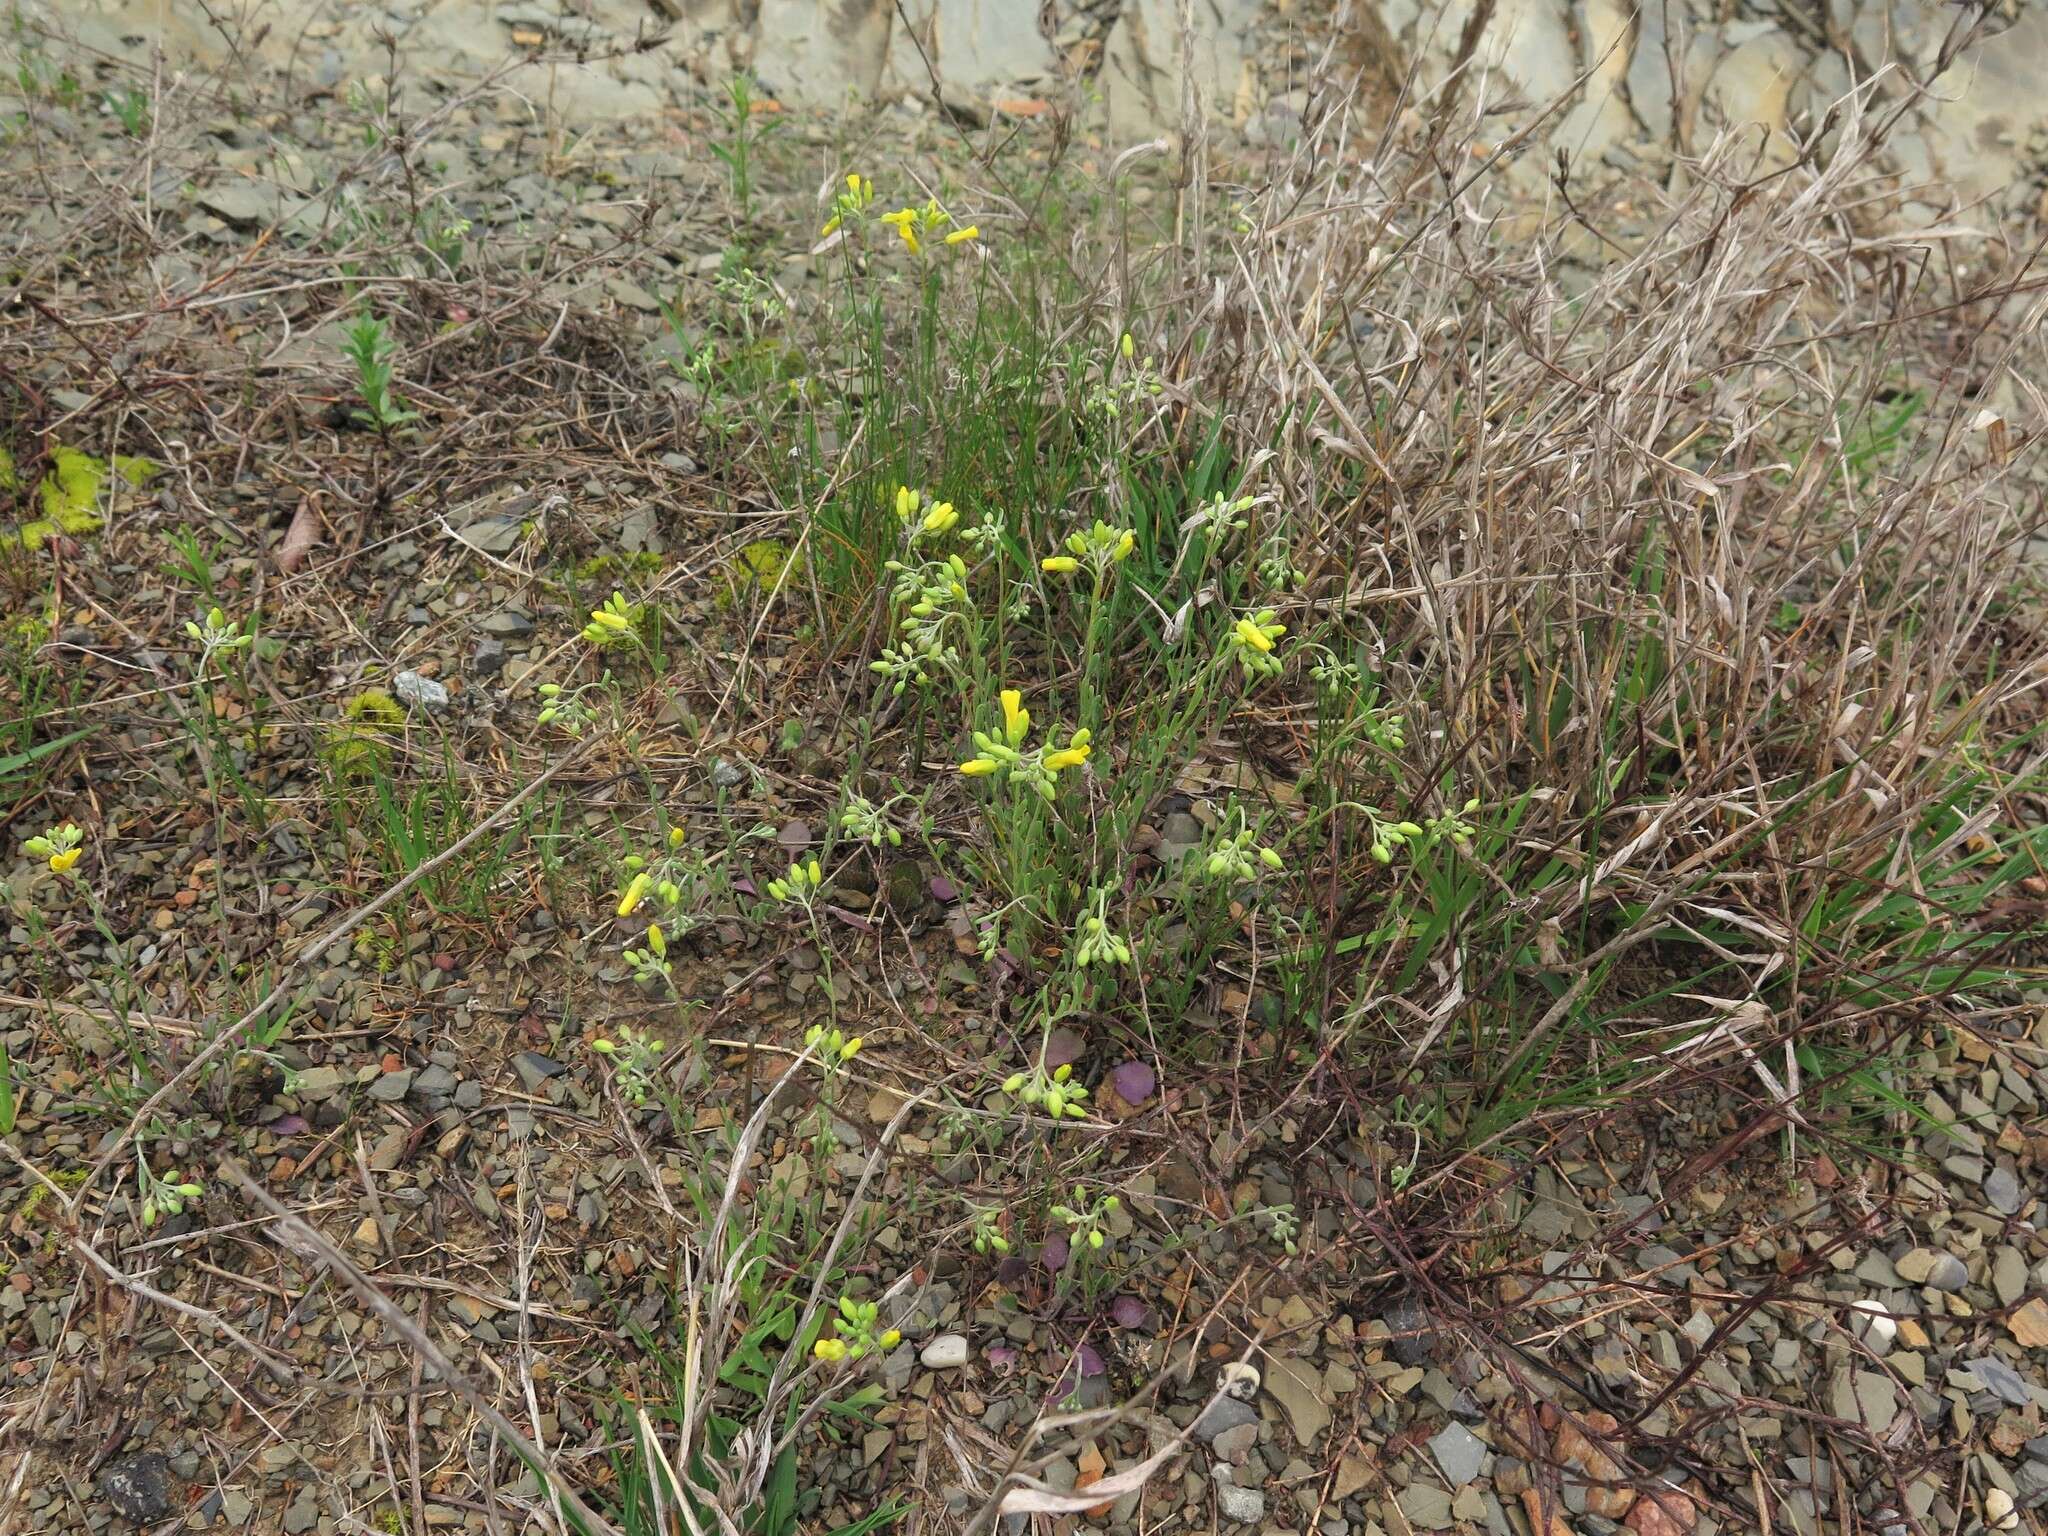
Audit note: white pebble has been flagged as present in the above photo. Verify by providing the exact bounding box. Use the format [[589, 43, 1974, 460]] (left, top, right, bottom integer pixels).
[[1220, 1361, 1261, 1401], [1850, 1298, 1897, 1350], [919, 1333, 969, 1369], [1985, 1488, 2018, 1531]]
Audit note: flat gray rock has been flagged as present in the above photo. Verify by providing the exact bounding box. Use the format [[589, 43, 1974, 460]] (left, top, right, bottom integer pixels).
[[1965, 1357, 2035, 1408], [1399, 1482, 1457, 1530], [1193, 1395, 1257, 1443], [1986, 1165, 2023, 1215], [1431, 1422, 1487, 1487], [1895, 1248, 1967, 1291]]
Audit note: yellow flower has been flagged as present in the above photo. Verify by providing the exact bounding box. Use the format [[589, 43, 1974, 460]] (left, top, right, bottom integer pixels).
[[669, 826, 686, 849], [879, 1328, 902, 1348], [944, 225, 979, 246], [879, 208, 920, 253], [617, 873, 653, 917], [922, 501, 958, 534], [1041, 555, 1079, 574], [959, 756, 999, 776], [1235, 617, 1277, 653], [821, 214, 842, 237], [813, 1338, 849, 1362], [646, 923, 666, 958], [1045, 727, 1092, 774], [24, 823, 85, 875], [589, 606, 630, 632], [1000, 689, 1028, 747], [841, 1036, 863, 1059], [1112, 531, 1135, 562]]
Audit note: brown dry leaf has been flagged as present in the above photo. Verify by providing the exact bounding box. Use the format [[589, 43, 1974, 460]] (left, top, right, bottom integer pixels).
[[2006, 1296, 2048, 1348], [997, 1388, 1219, 1517], [275, 498, 322, 573]]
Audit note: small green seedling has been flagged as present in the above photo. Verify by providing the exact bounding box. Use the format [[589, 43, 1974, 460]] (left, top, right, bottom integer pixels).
[[340, 312, 419, 431]]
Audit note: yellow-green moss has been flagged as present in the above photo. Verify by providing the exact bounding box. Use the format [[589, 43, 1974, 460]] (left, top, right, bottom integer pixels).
[[321, 688, 406, 780], [571, 550, 666, 585], [4, 444, 158, 551]]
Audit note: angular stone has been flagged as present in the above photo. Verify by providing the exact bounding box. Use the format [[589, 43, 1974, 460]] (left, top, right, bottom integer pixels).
[[1262, 1355, 1331, 1447], [1193, 1395, 1257, 1443], [393, 670, 449, 712], [1211, 1420, 1258, 1464], [1895, 1248, 1967, 1291], [1986, 1165, 2024, 1216], [1431, 1423, 1488, 1487], [1399, 1482, 1456, 1531]]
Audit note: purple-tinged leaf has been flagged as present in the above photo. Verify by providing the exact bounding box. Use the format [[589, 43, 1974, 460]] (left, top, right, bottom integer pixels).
[[777, 820, 812, 849], [268, 1113, 309, 1136], [1047, 1343, 1107, 1403], [995, 1255, 1030, 1287], [1044, 1027, 1085, 1071], [1111, 1295, 1150, 1330], [986, 1345, 1019, 1370], [1040, 1232, 1071, 1274], [1109, 1060, 1156, 1106], [733, 876, 758, 897], [826, 905, 877, 933], [929, 874, 958, 903]]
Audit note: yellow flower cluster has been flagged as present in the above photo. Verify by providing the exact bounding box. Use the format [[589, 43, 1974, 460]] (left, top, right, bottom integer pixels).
[[878, 198, 978, 256], [1041, 520, 1136, 577], [803, 1024, 863, 1067], [22, 823, 83, 876], [812, 1295, 900, 1363], [582, 590, 644, 648], [895, 485, 957, 536], [820, 175, 982, 254], [958, 690, 1093, 800], [1002, 1060, 1090, 1119], [1226, 609, 1287, 679], [766, 857, 824, 904], [820, 172, 875, 237], [614, 827, 691, 917]]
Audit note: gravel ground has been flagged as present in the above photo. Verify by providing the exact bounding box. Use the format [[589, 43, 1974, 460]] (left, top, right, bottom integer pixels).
[[4, 12, 2048, 1536]]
